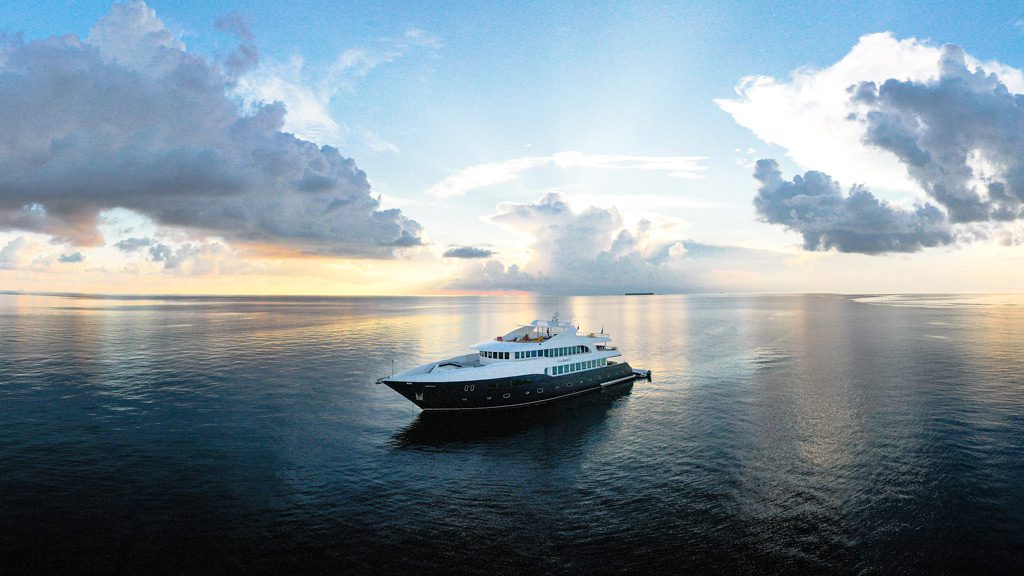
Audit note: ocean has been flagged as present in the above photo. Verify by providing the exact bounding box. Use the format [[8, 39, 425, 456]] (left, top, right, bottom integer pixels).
[[1, 292, 1022, 574]]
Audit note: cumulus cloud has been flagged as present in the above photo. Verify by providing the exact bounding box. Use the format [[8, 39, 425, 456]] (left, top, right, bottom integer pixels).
[[725, 33, 1024, 251], [427, 152, 708, 198], [449, 192, 781, 294], [717, 32, 1024, 193], [443, 246, 495, 259], [114, 236, 152, 251], [0, 0, 421, 257], [753, 159, 952, 253], [58, 252, 85, 263], [851, 45, 1024, 223], [0, 237, 28, 269], [147, 242, 211, 270]]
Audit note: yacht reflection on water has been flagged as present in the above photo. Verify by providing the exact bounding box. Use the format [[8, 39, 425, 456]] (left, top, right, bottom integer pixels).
[[390, 381, 634, 448]]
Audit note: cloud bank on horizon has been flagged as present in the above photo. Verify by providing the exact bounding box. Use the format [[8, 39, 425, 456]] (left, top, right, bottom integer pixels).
[[0, 0, 421, 257], [721, 32, 1024, 253], [448, 191, 783, 294]]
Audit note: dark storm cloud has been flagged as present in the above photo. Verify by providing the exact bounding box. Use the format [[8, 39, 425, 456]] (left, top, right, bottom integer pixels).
[[442, 246, 495, 259], [852, 44, 1024, 223], [0, 1, 421, 257], [753, 159, 953, 254]]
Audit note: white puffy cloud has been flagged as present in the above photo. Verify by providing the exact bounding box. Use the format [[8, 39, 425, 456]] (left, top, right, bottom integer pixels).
[[0, 237, 30, 269], [725, 33, 1024, 253], [427, 152, 708, 198], [717, 32, 1024, 193], [448, 192, 784, 294], [0, 0, 421, 257]]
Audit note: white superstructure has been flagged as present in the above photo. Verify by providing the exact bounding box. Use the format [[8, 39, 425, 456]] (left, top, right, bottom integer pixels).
[[391, 316, 622, 383]]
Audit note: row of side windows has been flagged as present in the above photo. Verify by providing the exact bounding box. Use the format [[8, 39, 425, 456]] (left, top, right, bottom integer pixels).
[[542, 345, 588, 358], [484, 345, 591, 361], [545, 358, 607, 376]]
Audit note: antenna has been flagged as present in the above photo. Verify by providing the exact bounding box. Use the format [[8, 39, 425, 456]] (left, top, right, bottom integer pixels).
[[391, 358, 395, 377]]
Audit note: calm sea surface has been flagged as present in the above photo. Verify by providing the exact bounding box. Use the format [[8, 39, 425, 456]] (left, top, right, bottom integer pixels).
[[1, 293, 1022, 574]]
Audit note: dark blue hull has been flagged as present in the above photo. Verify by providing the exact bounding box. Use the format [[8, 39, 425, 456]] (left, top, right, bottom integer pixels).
[[382, 362, 636, 411]]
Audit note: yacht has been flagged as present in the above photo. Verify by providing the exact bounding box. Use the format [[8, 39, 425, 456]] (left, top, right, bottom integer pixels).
[[378, 316, 644, 411]]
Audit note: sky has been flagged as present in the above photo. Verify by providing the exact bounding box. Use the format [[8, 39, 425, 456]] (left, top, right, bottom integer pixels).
[[2, 0, 1024, 295]]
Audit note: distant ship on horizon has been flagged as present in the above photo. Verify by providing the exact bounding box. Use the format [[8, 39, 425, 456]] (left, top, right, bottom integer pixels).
[[378, 316, 647, 411]]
